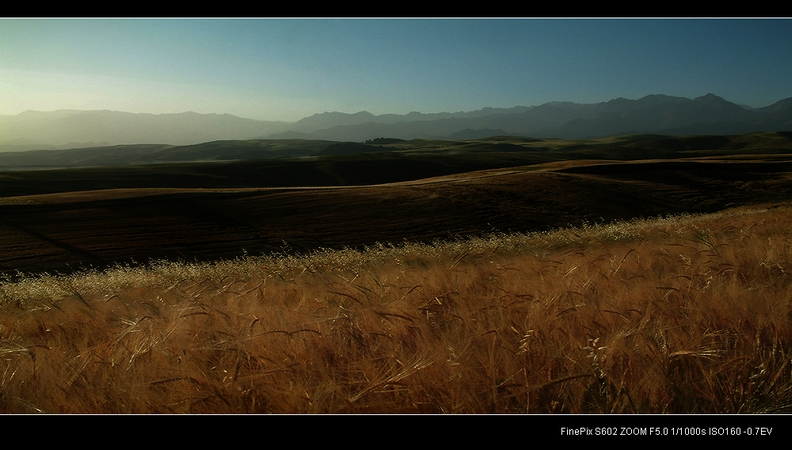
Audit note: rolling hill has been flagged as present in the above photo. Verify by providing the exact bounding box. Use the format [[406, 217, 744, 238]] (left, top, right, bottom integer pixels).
[[1, 132, 791, 276]]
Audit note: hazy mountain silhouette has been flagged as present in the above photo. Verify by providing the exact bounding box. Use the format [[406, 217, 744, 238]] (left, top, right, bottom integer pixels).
[[0, 110, 291, 150], [545, 94, 756, 138], [2, 94, 791, 151], [270, 94, 791, 141], [286, 106, 536, 134]]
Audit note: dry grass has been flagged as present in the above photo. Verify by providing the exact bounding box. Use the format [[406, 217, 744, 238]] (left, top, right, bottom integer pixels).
[[1, 204, 791, 413]]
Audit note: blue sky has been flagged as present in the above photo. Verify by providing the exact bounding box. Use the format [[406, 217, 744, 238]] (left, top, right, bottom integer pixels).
[[1, 18, 791, 122]]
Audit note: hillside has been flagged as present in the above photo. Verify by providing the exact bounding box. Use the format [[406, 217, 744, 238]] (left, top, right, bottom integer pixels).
[[1, 132, 791, 276], [2, 204, 791, 413], [3, 131, 792, 173], [3, 131, 792, 414]]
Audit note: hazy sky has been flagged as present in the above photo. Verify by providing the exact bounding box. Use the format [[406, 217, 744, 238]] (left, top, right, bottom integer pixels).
[[2, 17, 791, 122]]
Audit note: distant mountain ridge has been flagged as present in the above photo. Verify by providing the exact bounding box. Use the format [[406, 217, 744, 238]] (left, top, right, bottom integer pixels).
[[270, 93, 792, 141], [0, 110, 292, 151], [286, 106, 536, 134], [2, 94, 791, 151]]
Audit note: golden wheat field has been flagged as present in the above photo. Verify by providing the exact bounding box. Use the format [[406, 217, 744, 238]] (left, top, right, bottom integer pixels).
[[1, 203, 791, 414]]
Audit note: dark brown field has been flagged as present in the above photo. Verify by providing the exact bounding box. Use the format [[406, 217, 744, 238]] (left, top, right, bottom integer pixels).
[[0, 134, 792, 274]]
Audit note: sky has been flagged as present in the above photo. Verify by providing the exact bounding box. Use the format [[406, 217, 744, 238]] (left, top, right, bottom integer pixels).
[[1, 17, 792, 122]]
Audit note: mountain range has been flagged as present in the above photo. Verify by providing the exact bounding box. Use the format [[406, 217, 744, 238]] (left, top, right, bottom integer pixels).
[[2, 93, 791, 151]]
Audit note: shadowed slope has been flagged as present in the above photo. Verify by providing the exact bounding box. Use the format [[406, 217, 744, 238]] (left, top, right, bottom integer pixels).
[[2, 154, 792, 276]]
